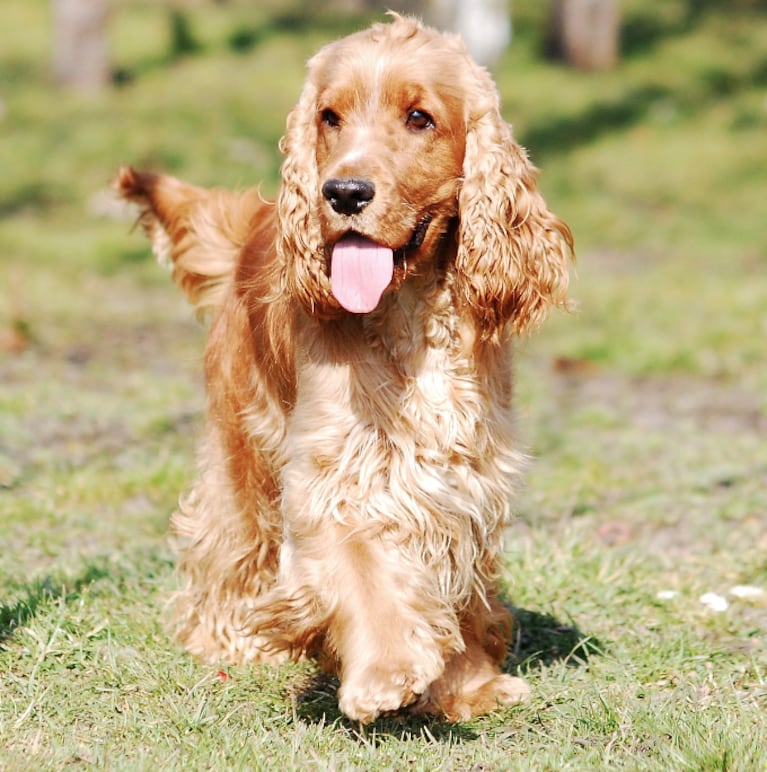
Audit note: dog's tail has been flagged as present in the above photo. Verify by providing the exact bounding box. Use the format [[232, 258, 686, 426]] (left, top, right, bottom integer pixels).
[[114, 166, 267, 318]]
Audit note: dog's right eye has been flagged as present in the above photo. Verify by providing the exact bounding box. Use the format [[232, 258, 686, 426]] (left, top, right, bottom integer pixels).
[[321, 109, 341, 128], [406, 110, 435, 132]]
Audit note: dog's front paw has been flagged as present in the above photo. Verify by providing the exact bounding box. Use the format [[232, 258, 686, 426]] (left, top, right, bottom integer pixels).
[[416, 673, 531, 722], [338, 656, 444, 724], [487, 674, 531, 708]]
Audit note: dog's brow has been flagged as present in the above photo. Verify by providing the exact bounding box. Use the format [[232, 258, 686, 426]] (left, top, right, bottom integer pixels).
[[368, 51, 390, 114]]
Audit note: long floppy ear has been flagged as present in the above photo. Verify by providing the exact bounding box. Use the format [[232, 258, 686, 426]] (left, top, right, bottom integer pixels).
[[456, 66, 573, 338], [276, 53, 341, 319], [114, 166, 262, 318]]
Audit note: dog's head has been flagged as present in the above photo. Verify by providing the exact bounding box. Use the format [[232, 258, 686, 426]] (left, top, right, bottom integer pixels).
[[278, 14, 572, 336]]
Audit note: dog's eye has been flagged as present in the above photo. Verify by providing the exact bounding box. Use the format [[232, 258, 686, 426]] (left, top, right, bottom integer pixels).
[[321, 109, 341, 128], [406, 110, 434, 132]]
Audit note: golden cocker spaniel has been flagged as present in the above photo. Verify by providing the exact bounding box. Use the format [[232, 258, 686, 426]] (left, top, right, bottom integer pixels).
[[115, 14, 573, 723]]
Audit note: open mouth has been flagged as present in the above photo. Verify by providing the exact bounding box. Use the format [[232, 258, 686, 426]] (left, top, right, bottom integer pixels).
[[396, 214, 433, 262], [329, 215, 433, 314]]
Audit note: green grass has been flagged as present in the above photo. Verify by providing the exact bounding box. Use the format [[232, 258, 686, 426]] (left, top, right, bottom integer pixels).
[[1, 0, 766, 768]]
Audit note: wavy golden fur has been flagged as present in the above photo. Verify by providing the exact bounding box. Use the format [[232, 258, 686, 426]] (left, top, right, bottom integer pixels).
[[115, 14, 572, 723]]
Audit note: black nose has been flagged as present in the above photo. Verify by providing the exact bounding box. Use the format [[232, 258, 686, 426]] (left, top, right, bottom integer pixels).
[[321, 177, 375, 216]]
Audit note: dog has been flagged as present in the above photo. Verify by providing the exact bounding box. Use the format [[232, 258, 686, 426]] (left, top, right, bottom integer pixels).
[[115, 13, 572, 723]]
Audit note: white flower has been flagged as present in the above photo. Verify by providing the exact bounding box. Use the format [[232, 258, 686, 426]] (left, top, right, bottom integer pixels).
[[729, 585, 767, 602], [699, 592, 729, 612]]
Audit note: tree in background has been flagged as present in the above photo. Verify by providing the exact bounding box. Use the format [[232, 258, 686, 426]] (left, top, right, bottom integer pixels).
[[547, 0, 620, 70], [52, 0, 110, 91], [425, 0, 511, 67]]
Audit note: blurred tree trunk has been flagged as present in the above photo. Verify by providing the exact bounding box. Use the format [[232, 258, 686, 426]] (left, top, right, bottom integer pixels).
[[426, 0, 511, 67], [52, 0, 110, 91], [548, 0, 619, 70]]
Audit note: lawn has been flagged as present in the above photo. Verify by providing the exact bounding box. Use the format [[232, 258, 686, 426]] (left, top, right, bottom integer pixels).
[[1, 0, 766, 768]]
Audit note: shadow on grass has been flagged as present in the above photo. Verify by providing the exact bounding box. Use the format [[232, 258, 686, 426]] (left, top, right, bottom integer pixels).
[[618, 0, 752, 60], [113, 7, 374, 86], [293, 670, 481, 742], [510, 607, 604, 670], [522, 56, 767, 161], [0, 563, 111, 643], [0, 180, 74, 217], [226, 8, 375, 55], [526, 0, 767, 161], [290, 606, 601, 741]]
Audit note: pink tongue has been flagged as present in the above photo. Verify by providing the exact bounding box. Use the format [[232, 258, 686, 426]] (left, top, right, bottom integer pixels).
[[330, 235, 394, 313]]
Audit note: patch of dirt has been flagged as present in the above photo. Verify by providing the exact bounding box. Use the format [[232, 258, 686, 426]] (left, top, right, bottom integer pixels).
[[519, 359, 767, 560], [0, 307, 204, 483], [550, 365, 766, 435]]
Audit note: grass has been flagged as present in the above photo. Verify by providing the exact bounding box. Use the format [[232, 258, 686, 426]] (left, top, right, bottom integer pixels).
[[1, 0, 766, 768]]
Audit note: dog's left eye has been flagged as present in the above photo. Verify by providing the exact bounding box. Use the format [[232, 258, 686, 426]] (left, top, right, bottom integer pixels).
[[321, 109, 341, 128], [406, 110, 435, 131]]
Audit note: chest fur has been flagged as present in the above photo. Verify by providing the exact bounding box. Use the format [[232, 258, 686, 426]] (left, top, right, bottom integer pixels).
[[281, 281, 520, 525]]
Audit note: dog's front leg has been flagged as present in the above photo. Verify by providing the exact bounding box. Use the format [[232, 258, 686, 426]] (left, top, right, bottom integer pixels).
[[280, 519, 454, 724], [329, 525, 448, 723]]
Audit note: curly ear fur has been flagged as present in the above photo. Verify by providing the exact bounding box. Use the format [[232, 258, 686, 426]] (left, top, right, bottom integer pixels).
[[456, 66, 573, 338], [276, 57, 342, 319]]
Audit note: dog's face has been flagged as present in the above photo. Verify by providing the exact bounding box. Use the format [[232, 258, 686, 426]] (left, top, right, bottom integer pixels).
[[278, 19, 475, 315], [311, 31, 469, 311], [279, 15, 572, 329]]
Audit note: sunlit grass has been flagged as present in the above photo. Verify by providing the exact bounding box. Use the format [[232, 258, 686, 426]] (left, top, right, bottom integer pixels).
[[1, 0, 766, 768]]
